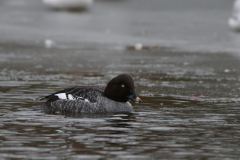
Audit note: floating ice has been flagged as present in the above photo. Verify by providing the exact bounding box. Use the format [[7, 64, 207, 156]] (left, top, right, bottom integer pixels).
[[44, 39, 56, 48], [42, 0, 93, 9], [229, 0, 240, 31], [134, 43, 143, 50]]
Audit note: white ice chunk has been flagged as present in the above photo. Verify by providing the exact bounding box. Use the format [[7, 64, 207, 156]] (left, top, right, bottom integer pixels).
[[134, 43, 143, 50], [45, 39, 56, 48], [42, 0, 93, 9], [229, 0, 240, 31]]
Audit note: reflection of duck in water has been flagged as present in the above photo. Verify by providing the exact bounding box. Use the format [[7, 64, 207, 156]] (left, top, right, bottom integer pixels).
[[229, 0, 240, 31], [42, 0, 93, 10]]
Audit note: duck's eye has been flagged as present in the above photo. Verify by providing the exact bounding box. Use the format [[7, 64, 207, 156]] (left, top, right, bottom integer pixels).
[[121, 84, 125, 88]]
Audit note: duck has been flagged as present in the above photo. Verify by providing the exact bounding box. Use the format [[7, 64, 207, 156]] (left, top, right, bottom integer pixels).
[[229, 0, 240, 31], [42, 0, 93, 10], [38, 74, 141, 113]]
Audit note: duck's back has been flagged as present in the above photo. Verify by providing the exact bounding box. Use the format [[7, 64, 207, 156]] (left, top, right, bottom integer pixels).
[[41, 86, 104, 102]]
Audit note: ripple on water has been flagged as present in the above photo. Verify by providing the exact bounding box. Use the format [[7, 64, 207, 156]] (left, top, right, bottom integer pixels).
[[1, 62, 240, 159]]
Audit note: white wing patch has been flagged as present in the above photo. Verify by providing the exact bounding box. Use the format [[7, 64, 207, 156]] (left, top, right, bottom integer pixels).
[[55, 93, 90, 102], [55, 93, 67, 99], [68, 94, 74, 100], [84, 99, 90, 102]]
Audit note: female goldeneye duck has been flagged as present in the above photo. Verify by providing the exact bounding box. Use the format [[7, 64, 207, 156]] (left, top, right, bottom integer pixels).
[[229, 0, 240, 31], [42, 0, 93, 10], [38, 74, 141, 113]]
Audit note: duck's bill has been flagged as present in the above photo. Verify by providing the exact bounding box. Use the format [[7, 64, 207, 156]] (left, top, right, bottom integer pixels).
[[127, 90, 142, 103], [135, 97, 142, 103]]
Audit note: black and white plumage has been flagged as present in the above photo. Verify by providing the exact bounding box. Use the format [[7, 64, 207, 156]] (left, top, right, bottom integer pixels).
[[40, 86, 103, 103], [37, 74, 141, 113]]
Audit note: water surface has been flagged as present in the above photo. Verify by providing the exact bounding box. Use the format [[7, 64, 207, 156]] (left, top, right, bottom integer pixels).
[[1, 45, 240, 159], [0, 0, 238, 53]]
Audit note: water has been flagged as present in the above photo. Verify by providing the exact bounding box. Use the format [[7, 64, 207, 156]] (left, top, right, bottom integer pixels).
[[0, 0, 239, 53], [1, 45, 240, 159], [1, 0, 240, 159]]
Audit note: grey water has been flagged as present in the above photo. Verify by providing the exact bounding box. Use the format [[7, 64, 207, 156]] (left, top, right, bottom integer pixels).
[[0, 0, 239, 53], [1, 0, 240, 159]]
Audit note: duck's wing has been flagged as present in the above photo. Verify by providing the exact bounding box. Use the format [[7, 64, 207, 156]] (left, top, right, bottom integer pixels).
[[38, 86, 104, 103]]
